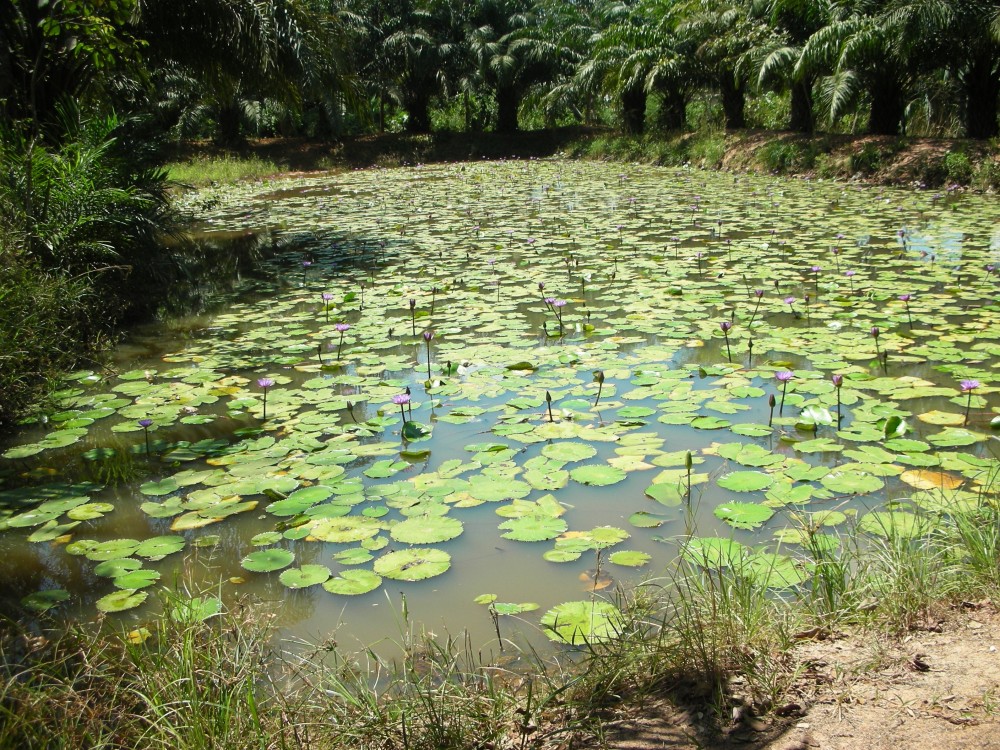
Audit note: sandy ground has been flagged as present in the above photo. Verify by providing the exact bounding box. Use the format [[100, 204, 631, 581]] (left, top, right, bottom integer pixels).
[[575, 602, 1000, 750]]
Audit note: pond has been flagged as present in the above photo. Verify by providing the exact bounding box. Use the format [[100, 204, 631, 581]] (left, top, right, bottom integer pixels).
[[1, 159, 997, 652]]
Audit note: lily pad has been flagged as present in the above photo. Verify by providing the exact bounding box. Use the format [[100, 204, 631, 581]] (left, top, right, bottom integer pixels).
[[373, 548, 451, 581], [323, 569, 383, 595], [240, 548, 295, 573], [540, 600, 625, 645], [279, 564, 332, 589], [96, 589, 148, 613]]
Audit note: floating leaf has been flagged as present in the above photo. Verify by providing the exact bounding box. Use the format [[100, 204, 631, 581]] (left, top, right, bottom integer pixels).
[[279, 564, 331, 589], [713, 502, 774, 530], [390, 516, 464, 544], [374, 548, 451, 581], [240, 548, 294, 573], [899, 469, 963, 490], [22, 589, 70, 613], [717, 471, 774, 493], [569, 464, 627, 487], [96, 589, 148, 613], [323, 569, 382, 595], [540, 600, 624, 645], [499, 515, 568, 542], [608, 550, 651, 568]]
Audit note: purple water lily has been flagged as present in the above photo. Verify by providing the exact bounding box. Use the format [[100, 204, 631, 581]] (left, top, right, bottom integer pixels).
[[423, 330, 434, 380], [335, 323, 350, 360], [138, 419, 153, 455], [961, 379, 980, 426], [898, 293, 914, 328], [775, 370, 793, 415], [258, 378, 274, 420], [720, 320, 733, 363]]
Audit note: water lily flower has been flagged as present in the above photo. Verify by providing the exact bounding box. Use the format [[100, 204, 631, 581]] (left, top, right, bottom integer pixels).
[[775, 370, 793, 415], [423, 330, 434, 379], [844, 268, 857, 293], [392, 392, 411, 424], [552, 299, 567, 333], [961, 378, 980, 425], [138, 419, 153, 454], [899, 294, 914, 328], [257, 378, 274, 420], [594, 370, 605, 407], [720, 321, 733, 363], [321, 292, 334, 322], [334, 323, 350, 360]]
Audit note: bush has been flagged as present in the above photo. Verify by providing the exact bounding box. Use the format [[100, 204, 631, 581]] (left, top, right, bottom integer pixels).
[[944, 150, 974, 184], [0, 112, 176, 423], [0, 255, 99, 424]]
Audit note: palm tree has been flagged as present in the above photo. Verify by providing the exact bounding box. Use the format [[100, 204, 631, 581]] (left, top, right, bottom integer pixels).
[[138, 0, 355, 144], [750, 0, 834, 132], [470, 0, 565, 132], [678, 0, 770, 129], [888, 0, 1000, 138], [797, 1, 913, 134]]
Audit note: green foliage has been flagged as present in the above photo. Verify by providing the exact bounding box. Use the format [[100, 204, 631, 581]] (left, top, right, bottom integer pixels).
[[0, 111, 175, 423], [758, 139, 818, 173], [166, 155, 282, 186], [944, 150, 974, 184]]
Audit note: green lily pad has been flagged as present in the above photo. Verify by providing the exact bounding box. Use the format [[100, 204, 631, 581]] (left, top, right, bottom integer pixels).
[[323, 569, 383, 595], [96, 589, 148, 613], [569, 464, 627, 487], [717, 471, 774, 493], [373, 548, 451, 582], [279, 564, 332, 589], [541, 442, 598, 462], [713, 502, 775, 530], [22, 589, 70, 613], [390, 515, 464, 544], [499, 515, 568, 542], [540, 600, 625, 645], [240, 548, 295, 573], [608, 550, 651, 568], [113, 569, 161, 590]]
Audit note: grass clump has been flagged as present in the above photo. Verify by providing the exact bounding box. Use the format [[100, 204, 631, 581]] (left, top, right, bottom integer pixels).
[[166, 155, 283, 186]]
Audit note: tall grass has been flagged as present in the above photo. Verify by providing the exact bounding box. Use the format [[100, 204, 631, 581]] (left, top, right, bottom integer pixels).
[[166, 156, 284, 187]]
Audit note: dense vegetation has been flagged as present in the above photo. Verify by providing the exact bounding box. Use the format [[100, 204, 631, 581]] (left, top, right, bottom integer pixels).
[[1, 0, 999, 422]]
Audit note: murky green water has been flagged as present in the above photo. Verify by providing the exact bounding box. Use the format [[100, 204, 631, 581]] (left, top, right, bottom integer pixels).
[[1, 160, 997, 654]]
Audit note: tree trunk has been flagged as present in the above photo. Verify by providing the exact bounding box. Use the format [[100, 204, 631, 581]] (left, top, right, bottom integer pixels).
[[867, 74, 906, 135], [214, 100, 244, 146], [496, 86, 519, 133], [621, 86, 647, 135], [720, 74, 745, 129], [657, 88, 687, 131], [964, 51, 1000, 139], [404, 96, 431, 133], [789, 78, 814, 133]]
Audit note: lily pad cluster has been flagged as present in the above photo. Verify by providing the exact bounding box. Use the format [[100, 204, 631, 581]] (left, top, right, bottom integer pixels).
[[0, 159, 996, 633]]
